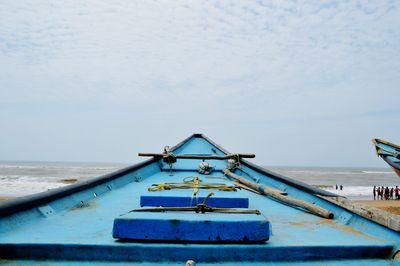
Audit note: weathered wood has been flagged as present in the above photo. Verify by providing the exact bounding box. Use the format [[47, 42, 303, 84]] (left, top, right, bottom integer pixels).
[[223, 169, 334, 219], [320, 195, 400, 232], [138, 153, 256, 160], [233, 181, 262, 195], [233, 181, 287, 196]]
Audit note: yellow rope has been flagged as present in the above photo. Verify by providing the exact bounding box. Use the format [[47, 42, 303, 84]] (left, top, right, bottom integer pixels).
[[148, 176, 237, 192]]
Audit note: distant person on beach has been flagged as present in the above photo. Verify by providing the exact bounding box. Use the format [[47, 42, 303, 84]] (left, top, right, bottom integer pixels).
[[339, 185, 343, 190], [396, 186, 399, 200], [385, 187, 390, 200], [390, 188, 394, 200], [335, 184, 338, 190], [379, 187, 383, 200], [373, 186, 376, 200]]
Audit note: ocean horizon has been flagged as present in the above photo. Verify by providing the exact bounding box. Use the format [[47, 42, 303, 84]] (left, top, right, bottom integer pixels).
[[0, 160, 398, 200]]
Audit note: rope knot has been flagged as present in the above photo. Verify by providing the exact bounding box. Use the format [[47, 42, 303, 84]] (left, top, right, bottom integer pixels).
[[163, 152, 177, 165], [195, 192, 214, 213]]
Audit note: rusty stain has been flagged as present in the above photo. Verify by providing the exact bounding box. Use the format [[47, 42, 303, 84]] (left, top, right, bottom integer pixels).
[[70, 200, 99, 211], [287, 219, 383, 241], [334, 224, 378, 239], [288, 221, 314, 226]]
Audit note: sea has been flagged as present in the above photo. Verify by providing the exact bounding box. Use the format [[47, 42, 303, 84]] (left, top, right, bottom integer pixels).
[[0, 161, 399, 200]]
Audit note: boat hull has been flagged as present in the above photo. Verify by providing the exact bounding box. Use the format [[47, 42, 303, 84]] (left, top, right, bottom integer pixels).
[[0, 134, 399, 265], [388, 163, 400, 178]]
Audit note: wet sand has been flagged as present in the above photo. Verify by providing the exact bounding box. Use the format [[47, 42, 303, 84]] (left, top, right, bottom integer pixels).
[[355, 200, 400, 215]]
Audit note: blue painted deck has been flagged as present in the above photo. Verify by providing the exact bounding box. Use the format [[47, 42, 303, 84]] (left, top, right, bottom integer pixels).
[[0, 134, 399, 265]]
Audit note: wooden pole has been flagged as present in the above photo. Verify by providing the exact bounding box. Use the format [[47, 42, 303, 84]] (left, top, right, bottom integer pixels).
[[233, 181, 287, 196], [223, 169, 334, 219], [233, 181, 262, 194], [138, 153, 256, 160]]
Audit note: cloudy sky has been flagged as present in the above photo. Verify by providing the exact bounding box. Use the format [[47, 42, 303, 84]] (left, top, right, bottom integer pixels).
[[0, 0, 399, 167]]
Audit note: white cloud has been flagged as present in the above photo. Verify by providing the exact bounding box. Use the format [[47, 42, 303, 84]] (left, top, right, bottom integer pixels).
[[0, 0, 399, 165]]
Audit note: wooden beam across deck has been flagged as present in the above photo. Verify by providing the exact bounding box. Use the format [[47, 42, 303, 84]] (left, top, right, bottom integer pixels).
[[138, 153, 255, 160]]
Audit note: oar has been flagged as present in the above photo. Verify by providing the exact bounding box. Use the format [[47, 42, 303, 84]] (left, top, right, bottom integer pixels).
[[223, 169, 334, 219]]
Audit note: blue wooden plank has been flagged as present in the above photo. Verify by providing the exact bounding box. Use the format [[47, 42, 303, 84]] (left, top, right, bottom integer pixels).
[[140, 196, 249, 208], [113, 212, 270, 242]]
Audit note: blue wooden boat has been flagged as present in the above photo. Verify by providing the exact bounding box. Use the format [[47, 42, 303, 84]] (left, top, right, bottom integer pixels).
[[372, 138, 400, 178], [1, 134, 400, 265]]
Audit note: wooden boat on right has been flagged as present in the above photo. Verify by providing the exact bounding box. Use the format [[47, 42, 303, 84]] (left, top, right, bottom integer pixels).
[[372, 138, 400, 178]]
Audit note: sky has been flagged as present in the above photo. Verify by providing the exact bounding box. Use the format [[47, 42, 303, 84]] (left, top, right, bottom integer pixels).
[[0, 0, 399, 167]]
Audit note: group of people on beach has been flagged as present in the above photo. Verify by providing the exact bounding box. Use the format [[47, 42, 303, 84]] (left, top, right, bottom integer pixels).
[[373, 186, 400, 200]]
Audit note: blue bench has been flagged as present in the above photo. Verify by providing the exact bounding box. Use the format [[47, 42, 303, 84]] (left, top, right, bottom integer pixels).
[[113, 212, 271, 242]]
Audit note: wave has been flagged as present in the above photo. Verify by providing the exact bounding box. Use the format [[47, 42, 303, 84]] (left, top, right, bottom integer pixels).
[[361, 171, 393, 174], [0, 164, 119, 170], [0, 180, 69, 197], [284, 170, 384, 175], [0, 165, 40, 169], [323, 185, 400, 199]]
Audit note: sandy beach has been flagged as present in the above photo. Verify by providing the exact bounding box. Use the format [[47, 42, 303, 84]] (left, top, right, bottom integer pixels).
[[355, 200, 400, 215]]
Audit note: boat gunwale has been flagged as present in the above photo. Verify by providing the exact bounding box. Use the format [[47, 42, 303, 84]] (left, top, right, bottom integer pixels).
[[372, 138, 400, 150]]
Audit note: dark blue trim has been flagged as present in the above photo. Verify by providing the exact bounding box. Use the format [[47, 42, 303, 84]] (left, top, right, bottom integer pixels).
[[0, 243, 392, 262]]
